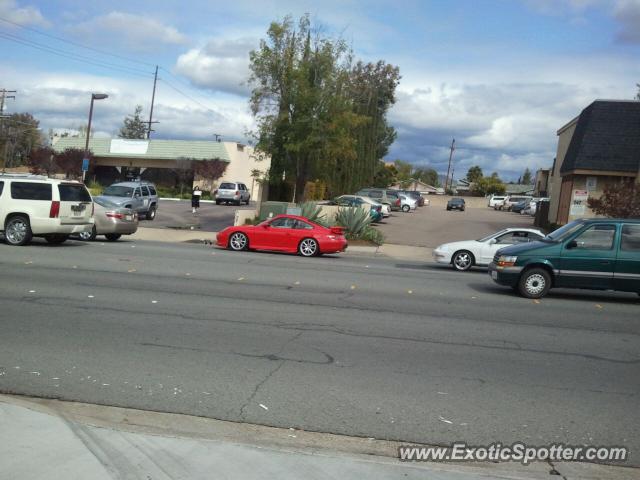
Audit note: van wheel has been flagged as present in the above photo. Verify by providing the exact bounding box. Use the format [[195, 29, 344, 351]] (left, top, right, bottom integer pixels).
[[518, 268, 551, 299], [4, 215, 33, 246], [44, 234, 69, 244]]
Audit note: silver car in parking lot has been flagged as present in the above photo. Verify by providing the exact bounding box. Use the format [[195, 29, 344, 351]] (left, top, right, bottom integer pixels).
[[77, 197, 138, 241]]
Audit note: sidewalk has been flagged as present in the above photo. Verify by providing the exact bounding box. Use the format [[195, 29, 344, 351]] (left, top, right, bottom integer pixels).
[[0, 395, 634, 480], [130, 227, 431, 260]]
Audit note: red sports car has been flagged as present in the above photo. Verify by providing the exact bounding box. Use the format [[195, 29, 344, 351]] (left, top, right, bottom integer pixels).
[[216, 214, 348, 256]]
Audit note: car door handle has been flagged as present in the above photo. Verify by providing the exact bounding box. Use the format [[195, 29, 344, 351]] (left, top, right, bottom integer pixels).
[[600, 261, 610, 265]]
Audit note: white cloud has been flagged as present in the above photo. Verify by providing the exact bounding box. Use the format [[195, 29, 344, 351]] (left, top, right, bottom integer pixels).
[[0, 0, 48, 27], [73, 11, 188, 52], [174, 38, 256, 96]]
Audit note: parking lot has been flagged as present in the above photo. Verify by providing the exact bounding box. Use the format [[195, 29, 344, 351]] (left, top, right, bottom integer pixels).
[[375, 196, 538, 247]]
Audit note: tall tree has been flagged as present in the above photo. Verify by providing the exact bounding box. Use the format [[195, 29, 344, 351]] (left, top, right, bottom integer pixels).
[[248, 15, 399, 201], [1, 112, 44, 168], [522, 167, 532, 185], [472, 174, 506, 196], [26, 146, 55, 175], [466, 165, 483, 183], [413, 167, 439, 187], [54, 148, 89, 179], [118, 105, 147, 139]]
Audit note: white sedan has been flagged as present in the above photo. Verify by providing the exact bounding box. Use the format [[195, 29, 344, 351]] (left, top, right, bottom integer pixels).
[[432, 228, 545, 271]]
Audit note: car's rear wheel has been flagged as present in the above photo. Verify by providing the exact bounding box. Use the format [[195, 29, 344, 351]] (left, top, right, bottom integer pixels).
[[518, 268, 551, 299], [105, 234, 121, 242], [4, 215, 33, 246], [78, 226, 97, 242], [452, 250, 474, 271], [402, 204, 410, 212], [299, 238, 318, 257], [146, 205, 157, 221], [44, 234, 68, 244], [229, 232, 248, 251]]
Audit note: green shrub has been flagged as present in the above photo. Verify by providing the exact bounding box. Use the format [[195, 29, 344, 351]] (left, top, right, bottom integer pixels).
[[335, 206, 372, 239], [361, 226, 385, 246], [87, 180, 102, 196], [299, 201, 327, 225]]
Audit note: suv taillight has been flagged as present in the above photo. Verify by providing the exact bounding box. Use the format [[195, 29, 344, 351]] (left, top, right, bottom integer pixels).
[[49, 201, 60, 218]]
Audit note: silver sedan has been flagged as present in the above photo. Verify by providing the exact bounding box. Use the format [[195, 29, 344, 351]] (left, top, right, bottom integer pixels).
[[78, 197, 138, 242]]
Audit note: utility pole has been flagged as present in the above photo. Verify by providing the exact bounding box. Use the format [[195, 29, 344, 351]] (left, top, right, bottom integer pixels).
[[1, 89, 17, 171], [445, 138, 455, 192], [147, 66, 159, 138]]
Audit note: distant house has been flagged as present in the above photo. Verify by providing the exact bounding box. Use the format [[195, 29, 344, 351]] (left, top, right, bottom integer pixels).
[[391, 180, 440, 194], [504, 184, 535, 195], [454, 179, 474, 195], [534, 168, 551, 197], [547, 100, 640, 225]]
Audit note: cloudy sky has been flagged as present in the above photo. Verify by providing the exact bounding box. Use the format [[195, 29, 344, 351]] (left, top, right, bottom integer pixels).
[[1, 0, 639, 180]]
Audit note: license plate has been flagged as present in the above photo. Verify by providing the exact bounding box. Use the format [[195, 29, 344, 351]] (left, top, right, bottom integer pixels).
[[491, 271, 498, 280]]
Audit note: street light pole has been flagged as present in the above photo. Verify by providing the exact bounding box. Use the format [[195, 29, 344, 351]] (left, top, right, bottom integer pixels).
[[83, 93, 108, 183]]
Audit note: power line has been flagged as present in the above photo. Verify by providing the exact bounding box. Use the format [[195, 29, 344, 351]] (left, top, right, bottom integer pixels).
[[0, 31, 154, 78], [159, 67, 227, 112], [0, 15, 157, 68], [159, 78, 220, 114]]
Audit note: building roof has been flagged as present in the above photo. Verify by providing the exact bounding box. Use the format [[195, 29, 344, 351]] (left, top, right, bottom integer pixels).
[[52, 137, 231, 162], [561, 100, 640, 175], [505, 184, 535, 194]]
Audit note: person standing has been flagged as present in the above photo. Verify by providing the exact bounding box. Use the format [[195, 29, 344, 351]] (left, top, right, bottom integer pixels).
[[191, 186, 202, 215]]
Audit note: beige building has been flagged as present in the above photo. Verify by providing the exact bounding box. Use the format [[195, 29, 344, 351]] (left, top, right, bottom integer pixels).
[[52, 137, 270, 201], [547, 100, 640, 225]]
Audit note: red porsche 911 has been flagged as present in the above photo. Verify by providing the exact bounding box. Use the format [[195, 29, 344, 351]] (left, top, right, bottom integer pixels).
[[216, 214, 348, 256]]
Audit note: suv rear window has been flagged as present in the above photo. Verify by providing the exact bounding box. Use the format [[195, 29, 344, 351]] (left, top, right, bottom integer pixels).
[[11, 182, 52, 200], [148, 186, 157, 195], [58, 184, 91, 202], [220, 183, 236, 189]]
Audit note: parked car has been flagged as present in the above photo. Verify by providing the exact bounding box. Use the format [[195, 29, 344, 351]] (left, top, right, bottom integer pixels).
[[0, 174, 93, 246], [488, 195, 507, 208], [399, 195, 417, 212], [98, 181, 159, 220], [214, 181, 251, 206], [400, 191, 426, 207], [356, 188, 401, 211], [433, 227, 545, 271], [511, 201, 528, 214], [446, 198, 466, 211], [330, 195, 383, 222], [77, 197, 138, 242], [216, 214, 348, 256], [489, 218, 640, 298], [497, 196, 533, 211]]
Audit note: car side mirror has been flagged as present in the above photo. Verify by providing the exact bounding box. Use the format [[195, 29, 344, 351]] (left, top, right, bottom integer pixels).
[[566, 240, 578, 249], [488, 238, 497, 245], [262, 223, 270, 228]]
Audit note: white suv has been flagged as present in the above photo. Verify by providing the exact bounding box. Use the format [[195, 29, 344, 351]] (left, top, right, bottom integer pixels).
[[0, 174, 94, 246], [214, 182, 251, 206]]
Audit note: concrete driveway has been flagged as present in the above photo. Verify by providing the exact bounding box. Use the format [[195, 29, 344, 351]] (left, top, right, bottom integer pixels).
[[150, 199, 254, 232]]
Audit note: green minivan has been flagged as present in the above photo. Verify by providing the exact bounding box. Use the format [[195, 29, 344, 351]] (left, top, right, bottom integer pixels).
[[488, 218, 640, 299]]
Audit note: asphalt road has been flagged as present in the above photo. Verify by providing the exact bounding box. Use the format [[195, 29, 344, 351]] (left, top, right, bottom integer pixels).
[[1, 239, 638, 464]]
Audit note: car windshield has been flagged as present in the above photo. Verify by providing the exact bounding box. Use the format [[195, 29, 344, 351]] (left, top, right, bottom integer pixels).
[[476, 229, 508, 242], [544, 220, 585, 241], [103, 186, 133, 197]]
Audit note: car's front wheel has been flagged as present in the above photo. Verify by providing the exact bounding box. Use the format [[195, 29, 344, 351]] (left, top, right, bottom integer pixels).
[[146, 205, 157, 221], [4, 215, 33, 246], [229, 232, 248, 251], [402, 204, 410, 212], [78, 226, 97, 242], [452, 250, 474, 271], [518, 268, 551, 299], [298, 238, 318, 257]]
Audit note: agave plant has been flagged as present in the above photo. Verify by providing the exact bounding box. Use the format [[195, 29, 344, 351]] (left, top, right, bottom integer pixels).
[[335, 206, 372, 239], [299, 201, 327, 225]]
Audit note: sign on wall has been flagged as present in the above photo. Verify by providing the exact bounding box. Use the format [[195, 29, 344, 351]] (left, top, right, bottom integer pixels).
[[586, 177, 597, 191], [570, 189, 589, 216]]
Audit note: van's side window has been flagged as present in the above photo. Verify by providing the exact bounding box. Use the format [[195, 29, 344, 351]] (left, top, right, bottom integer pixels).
[[11, 182, 52, 200], [572, 224, 616, 250], [621, 225, 640, 252]]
